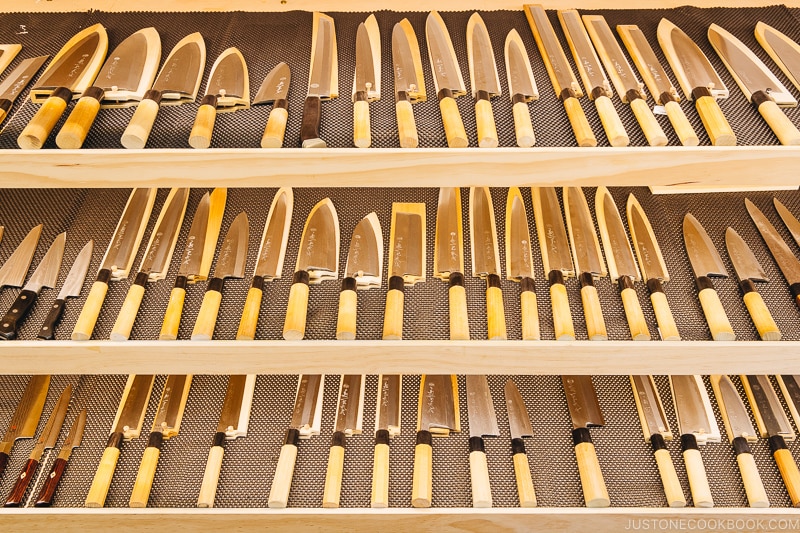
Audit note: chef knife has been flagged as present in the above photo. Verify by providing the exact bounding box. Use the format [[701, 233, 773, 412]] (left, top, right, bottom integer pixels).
[[301, 12, 338, 148], [56, 27, 161, 149], [0, 224, 43, 295], [336, 212, 382, 340], [426, 11, 468, 148], [0, 375, 49, 478], [504, 30, 538, 147], [0, 56, 48, 126], [755, 22, 800, 93], [322, 374, 365, 508], [34, 408, 87, 507], [0, 44, 21, 75], [774, 198, 800, 249], [392, 18, 426, 148], [434, 188, 470, 340], [504, 379, 537, 507], [382, 203, 425, 340], [470, 187, 506, 340], [506, 187, 539, 340], [467, 13, 501, 148], [37, 239, 93, 340], [370, 374, 401, 508], [253, 62, 291, 148], [352, 14, 380, 148], [466, 375, 499, 508]]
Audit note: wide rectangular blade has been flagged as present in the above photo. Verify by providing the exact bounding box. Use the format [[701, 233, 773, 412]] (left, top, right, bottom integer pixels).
[[631, 375, 672, 441], [618, 25, 680, 103], [670, 375, 720, 444], [583, 15, 643, 101], [418, 375, 459, 435], [505, 30, 538, 101], [58, 408, 87, 459], [470, 187, 500, 277], [562, 376, 604, 428], [56, 239, 94, 300], [388, 204, 425, 283], [290, 374, 324, 439], [152, 32, 205, 102], [0, 56, 48, 102], [505, 187, 535, 281], [216, 375, 256, 439], [0, 224, 42, 289], [559, 10, 611, 98], [95, 27, 160, 104], [774, 198, 800, 249], [725, 227, 768, 283], [150, 375, 192, 440], [596, 187, 639, 281], [434, 188, 464, 279], [33, 385, 71, 455], [24, 232, 65, 293], [756, 22, 800, 93], [777, 375, 800, 431], [111, 375, 155, 440], [627, 194, 669, 281], [307, 12, 338, 100], [504, 379, 533, 440], [333, 375, 365, 436], [524, 4, 582, 97], [139, 188, 189, 278], [466, 375, 499, 438], [2, 375, 49, 442], [742, 375, 794, 440], [467, 13, 501, 97], [657, 18, 728, 100], [213, 212, 248, 279], [99, 188, 157, 281], [254, 188, 293, 280], [683, 213, 727, 278], [745, 198, 800, 286], [295, 198, 339, 283], [376, 374, 401, 437], [354, 16, 380, 101], [176, 193, 210, 278], [425, 11, 466, 96], [564, 187, 606, 276], [204, 48, 249, 109], [254, 62, 291, 105], [532, 187, 574, 275], [392, 19, 426, 102], [345, 213, 382, 289], [710, 375, 757, 443]]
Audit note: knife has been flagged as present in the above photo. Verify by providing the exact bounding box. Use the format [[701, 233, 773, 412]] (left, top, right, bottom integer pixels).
[[160, 188, 227, 340], [504, 379, 537, 507], [708, 24, 800, 146], [755, 22, 800, 93], [0, 231, 65, 340], [85, 374, 155, 507], [336, 212, 382, 340], [434, 188, 470, 340], [4, 384, 70, 507], [630, 375, 685, 507], [466, 375, 499, 508], [523, 5, 596, 146], [129, 374, 193, 507], [725, 227, 780, 341], [301, 12, 338, 148], [37, 239, 94, 340], [683, 213, 735, 341], [322, 374, 365, 508], [506, 187, 539, 340], [197, 374, 256, 508], [777, 375, 800, 436], [0, 375, 49, 478], [253, 62, 291, 148], [564, 187, 608, 340], [121, 32, 206, 149], [0, 56, 48, 126], [236, 187, 292, 341], [283, 198, 339, 340], [189, 47, 249, 149], [0, 224, 43, 295], [774, 198, 800, 249], [411, 374, 459, 508], [383, 203, 425, 340], [562, 375, 609, 507], [504, 30, 538, 147], [657, 18, 736, 146], [710, 375, 770, 508], [466, 13, 501, 148], [595, 187, 649, 340], [352, 14, 380, 148], [470, 187, 506, 340], [392, 18, 426, 148], [55, 27, 161, 149], [0, 44, 21, 75], [33, 408, 86, 507], [17, 23, 108, 149], [191, 211, 249, 340], [583, 15, 668, 146], [111, 188, 190, 341], [370, 374, 401, 508], [617, 24, 698, 146], [268, 374, 324, 508], [426, 11, 468, 148]]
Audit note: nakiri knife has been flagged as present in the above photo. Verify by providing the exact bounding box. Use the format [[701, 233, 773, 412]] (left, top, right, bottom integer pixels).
[[434, 188, 470, 340], [426, 11, 468, 148], [283, 198, 339, 340], [0, 224, 43, 295], [236, 187, 292, 341], [506, 187, 540, 341], [370, 374, 401, 508], [465, 375, 499, 508], [85, 374, 155, 507], [129, 374, 193, 507], [0, 44, 21, 75], [55, 27, 161, 149], [0, 56, 48, 126], [189, 47, 249, 149], [253, 62, 291, 148], [382, 203, 425, 340], [470, 187, 506, 340], [197, 374, 256, 508], [322, 374, 365, 508], [33, 408, 87, 507], [725, 227, 780, 341], [467, 12, 501, 148], [504, 379, 537, 507], [683, 213, 736, 341], [121, 32, 206, 149], [336, 212, 382, 340], [352, 14, 380, 148], [523, 5, 596, 147], [708, 24, 800, 146], [18, 23, 108, 149], [657, 18, 736, 146], [301, 12, 338, 148], [775, 198, 800, 249], [72, 188, 157, 341], [392, 18, 426, 148], [0, 376, 50, 479], [756, 22, 800, 93], [37, 239, 94, 340], [268, 374, 325, 508], [504, 30, 539, 147], [110, 187, 190, 341]]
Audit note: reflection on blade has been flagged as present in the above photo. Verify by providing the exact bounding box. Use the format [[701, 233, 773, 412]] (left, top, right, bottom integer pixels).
[[562, 376, 604, 428], [376, 375, 401, 437], [683, 213, 727, 278], [631, 375, 671, 440]]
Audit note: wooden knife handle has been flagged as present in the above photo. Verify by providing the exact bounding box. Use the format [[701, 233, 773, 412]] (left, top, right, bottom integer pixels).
[[4, 458, 39, 507], [754, 92, 800, 146], [512, 96, 535, 148], [17, 87, 72, 149], [485, 274, 507, 340], [261, 100, 288, 148], [579, 272, 608, 341], [511, 438, 537, 507], [268, 428, 300, 508], [770, 435, 800, 507], [411, 430, 433, 508], [129, 433, 162, 508], [560, 89, 596, 147], [594, 93, 629, 147], [618, 276, 650, 341], [191, 277, 224, 341], [741, 280, 780, 341], [681, 433, 714, 508], [236, 277, 264, 341], [395, 96, 419, 148], [189, 95, 218, 149], [519, 278, 540, 341], [468, 436, 493, 508], [121, 91, 162, 149], [650, 434, 686, 508], [283, 271, 309, 341], [474, 93, 498, 148], [85, 433, 123, 508], [72, 269, 111, 341], [301, 95, 326, 148], [335, 277, 357, 340], [197, 432, 226, 508], [370, 430, 391, 508], [573, 428, 610, 508], [56, 87, 104, 149], [732, 437, 769, 508], [353, 94, 371, 148], [0, 451, 8, 479], [0, 289, 38, 340], [696, 276, 735, 341], [34, 457, 68, 507], [693, 88, 736, 146], [159, 277, 187, 341], [382, 276, 405, 340], [110, 271, 148, 341], [630, 95, 667, 147], [38, 298, 67, 340], [0, 99, 10, 126], [549, 270, 575, 341], [322, 431, 346, 508], [448, 272, 470, 340], [663, 99, 699, 147], [647, 278, 680, 341], [438, 88, 468, 148]]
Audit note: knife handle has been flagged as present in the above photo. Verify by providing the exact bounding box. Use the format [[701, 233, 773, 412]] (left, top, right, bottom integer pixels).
[[647, 278, 680, 341], [740, 280, 780, 341], [662, 98, 699, 147], [72, 269, 111, 341], [438, 88, 468, 148], [262, 99, 288, 148], [732, 437, 769, 508], [448, 272, 470, 340], [191, 277, 224, 341], [475, 92, 498, 148], [382, 276, 405, 340], [0, 99, 11, 126], [511, 438, 537, 507], [696, 276, 735, 341], [0, 289, 38, 340], [197, 431, 226, 508], [34, 457, 68, 507], [512, 95, 535, 148], [85, 432, 123, 508], [629, 94, 668, 147], [485, 274, 507, 340], [370, 430, 391, 508], [0, 451, 8, 478], [560, 88, 597, 147], [322, 431, 346, 508], [395, 94, 419, 148], [301, 95, 326, 148], [618, 276, 650, 341], [236, 276, 264, 341], [129, 432, 162, 508], [573, 428, 610, 508], [38, 298, 67, 340], [411, 430, 433, 508], [4, 458, 39, 507], [121, 90, 162, 149], [56, 86, 104, 149], [353, 92, 371, 148], [110, 271, 148, 341], [594, 92, 629, 147], [579, 273, 607, 341], [468, 436, 493, 508], [159, 276, 187, 341], [268, 428, 300, 508], [336, 277, 358, 340], [650, 433, 686, 508], [693, 87, 736, 146], [770, 435, 800, 507], [548, 270, 575, 341], [283, 271, 309, 341], [519, 278, 540, 341], [17, 87, 72, 149], [753, 92, 800, 146], [189, 95, 218, 149], [681, 433, 714, 508]]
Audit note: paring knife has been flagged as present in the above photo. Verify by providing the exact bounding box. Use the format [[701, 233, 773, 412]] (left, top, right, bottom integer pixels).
[[435, 188, 470, 340], [504, 379, 537, 507], [506, 187, 539, 340], [37, 239, 94, 340], [34, 408, 87, 507], [0, 44, 21, 75], [504, 30, 538, 147], [426, 11, 468, 148], [253, 62, 291, 148], [322, 374, 365, 508], [392, 18, 426, 148], [467, 13, 501, 148], [470, 187, 506, 340], [0, 224, 43, 295], [774, 198, 800, 249], [301, 12, 338, 148], [466, 375, 499, 508], [352, 14, 380, 148], [370, 374, 401, 508], [56, 27, 161, 149], [0, 375, 49, 478], [382, 203, 425, 340], [0, 56, 48, 126], [336, 212, 382, 340], [755, 22, 800, 93]]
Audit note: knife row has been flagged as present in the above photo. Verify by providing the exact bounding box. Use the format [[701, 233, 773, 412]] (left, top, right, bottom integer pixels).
[[3, 7, 800, 148]]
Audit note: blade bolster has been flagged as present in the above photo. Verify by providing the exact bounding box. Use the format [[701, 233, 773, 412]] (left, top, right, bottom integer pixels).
[[692, 86, 712, 101], [625, 88, 644, 102], [751, 90, 773, 108], [733, 436, 751, 456], [647, 278, 665, 294], [106, 431, 124, 450], [658, 91, 678, 106], [476, 89, 491, 103], [438, 87, 455, 102], [681, 433, 699, 451], [213, 431, 226, 447], [416, 430, 433, 446], [389, 275, 405, 292], [650, 433, 667, 451], [591, 86, 609, 100], [274, 98, 288, 111], [375, 429, 390, 445], [572, 427, 593, 445], [511, 438, 527, 455], [560, 87, 578, 102], [331, 431, 346, 448], [174, 275, 188, 290], [207, 277, 224, 293], [133, 271, 149, 288], [144, 89, 163, 105], [251, 275, 265, 290], [521, 277, 535, 293], [549, 270, 565, 286], [342, 277, 357, 292], [97, 268, 112, 284], [791, 283, 800, 300], [579, 272, 595, 288], [147, 431, 164, 450], [469, 436, 485, 453], [740, 279, 757, 295], [769, 434, 788, 453], [51, 87, 73, 104], [82, 86, 104, 101], [284, 428, 300, 446], [293, 270, 310, 285], [696, 276, 714, 291], [200, 94, 217, 108], [512, 93, 528, 105], [487, 273, 501, 289], [0, 100, 11, 113], [449, 272, 465, 288]]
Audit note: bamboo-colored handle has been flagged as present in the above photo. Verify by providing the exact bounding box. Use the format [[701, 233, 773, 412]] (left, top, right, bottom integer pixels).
[[512, 101, 535, 147], [775, 447, 800, 507], [486, 284, 507, 340], [520, 289, 540, 341], [683, 447, 713, 507], [620, 285, 650, 341], [335, 288, 357, 340], [159, 286, 186, 341], [448, 284, 470, 340], [737, 450, 769, 508], [262, 107, 288, 148], [562, 95, 596, 146], [236, 286, 263, 341], [743, 290, 781, 341], [382, 288, 404, 340], [191, 289, 223, 341], [268, 443, 298, 508], [475, 98, 498, 148], [0, 108, 7, 126], [353, 100, 371, 148], [575, 441, 611, 508], [85, 446, 120, 508], [595, 95, 629, 147], [630, 98, 668, 147], [411, 440, 433, 508], [322, 443, 345, 508], [18, 95, 68, 149], [513, 451, 537, 507], [550, 281, 575, 341], [370, 442, 390, 508], [71, 280, 108, 341], [654, 447, 686, 508], [439, 96, 468, 148], [757, 98, 800, 146], [698, 287, 735, 341], [197, 445, 224, 508], [650, 290, 681, 341], [396, 100, 418, 148], [189, 104, 217, 149], [469, 449, 492, 508], [581, 283, 608, 341], [695, 95, 736, 146], [110, 283, 145, 341], [283, 281, 309, 341], [129, 445, 160, 508], [121, 98, 160, 149], [664, 100, 699, 146], [56, 95, 101, 149]]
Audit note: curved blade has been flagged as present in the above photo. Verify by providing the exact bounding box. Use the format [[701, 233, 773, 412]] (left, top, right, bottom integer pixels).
[[562, 375, 604, 428], [355, 22, 377, 98], [506, 187, 535, 281], [57, 239, 94, 300], [217, 375, 256, 439], [308, 13, 336, 99], [296, 198, 339, 280], [564, 187, 606, 276], [205, 48, 248, 102], [32, 23, 107, 99], [376, 374, 401, 437], [725, 227, 767, 283], [2, 375, 49, 442], [334, 375, 364, 436], [345, 212, 382, 286], [213, 212, 249, 279], [140, 188, 189, 276], [533, 187, 573, 275], [32, 385, 71, 458], [150, 375, 192, 439], [177, 193, 210, 278], [95, 27, 160, 100], [24, 232, 66, 293], [426, 11, 466, 95], [670, 375, 719, 442], [505, 30, 538, 101], [0, 56, 48, 102], [627, 194, 669, 281], [290, 374, 324, 438], [774, 198, 800, 249], [559, 9, 610, 97], [0, 224, 42, 289], [504, 379, 533, 440], [596, 187, 639, 281], [631, 375, 671, 440], [152, 32, 205, 100], [745, 198, 800, 286], [524, 5, 581, 96], [434, 188, 464, 278], [658, 18, 727, 100], [467, 13, 501, 97], [683, 213, 727, 278], [466, 375, 499, 438], [470, 187, 500, 277], [254, 62, 291, 105], [583, 15, 642, 100], [254, 188, 293, 280], [393, 19, 425, 101], [757, 22, 800, 93], [618, 24, 679, 102], [711, 375, 757, 443], [388, 206, 425, 282], [99, 188, 156, 278]]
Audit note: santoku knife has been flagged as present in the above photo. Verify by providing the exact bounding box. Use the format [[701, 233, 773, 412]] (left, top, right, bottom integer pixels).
[[0, 56, 48, 126], [426, 11, 468, 148], [322, 374, 365, 508], [301, 12, 338, 148], [352, 14, 380, 148], [392, 18, 426, 148], [336, 212, 382, 340], [467, 13, 501, 148], [504, 379, 537, 507], [0, 224, 43, 295], [466, 375, 499, 508], [434, 188, 470, 340], [0, 375, 49, 478], [470, 187, 506, 340], [774, 198, 800, 249], [382, 203, 425, 340], [370, 374, 401, 508], [253, 62, 291, 148], [34, 408, 86, 507], [37, 239, 94, 340], [504, 30, 538, 147], [506, 187, 540, 340], [755, 22, 800, 93]]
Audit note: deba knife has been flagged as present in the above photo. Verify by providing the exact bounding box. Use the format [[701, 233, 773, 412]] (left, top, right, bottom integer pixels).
[[352, 14, 380, 148], [254, 62, 291, 148], [322, 374, 364, 508], [426, 11, 468, 148], [336, 212, 382, 340], [382, 203, 425, 340]]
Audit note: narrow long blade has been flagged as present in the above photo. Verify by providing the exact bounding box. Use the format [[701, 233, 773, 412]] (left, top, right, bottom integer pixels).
[[0, 224, 42, 289], [418, 375, 458, 434], [334, 375, 364, 436], [111, 375, 155, 440], [564, 187, 605, 276], [506, 187, 535, 281], [596, 187, 639, 281], [618, 25, 678, 102], [2, 375, 49, 442], [658, 18, 727, 100], [712, 375, 757, 443], [757, 22, 800, 92], [470, 187, 500, 277], [389, 208, 424, 281], [140, 188, 189, 275], [583, 15, 642, 100], [774, 198, 800, 249], [33, 385, 71, 454], [562, 376, 604, 428], [308, 13, 335, 98], [743, 375, 793, 439], [254, 62, 291, 105], [467, 13, 501, 96], [213, 212, 248, 279], [426, 11, 466, 95], [345, 213, 382, 283], [670, 375, 715, 439], [631, 375, 671, 440], [683, 213, 727, 278], [525, 4, 581, 96], [254, 188, 293, 280], [205, 48, 247, 100], [58, 409, 87, 459], [176, 193, 210, 277], [434, 188, 464, 278], [745, 198, 800, 286], [94, 28, 156, 93], [24, 232, 66, 293], [505, 30, 537, 100], [376, 374, 401, 437], [392, 20, 423, 99], [466, 375, 499, 438], [533, 187, 573, 275], [778, 375, 800, 429], [150, 375, 191, 439], [100, 188, 156, 276], [725, 227, 767, 283], [152, 32, 205, 98], [505, 379, 533, 440], [0, 56, 48, 102], [216, 375, 256, 439], [290, 374, 323, 435], [355, 23, 376, 95], [627, 194, 669, 281], [559, 10, 609, 96], [57, 239, 94, 300], [33, 24, 106, 94], [296, 198, 339, 276]]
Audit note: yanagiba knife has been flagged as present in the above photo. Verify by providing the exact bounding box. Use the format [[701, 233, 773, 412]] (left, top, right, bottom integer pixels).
[[778, 375, 800, 437], [0, 224, 43, 295], [426, 11, 468, 148], [301, 12, 338, 148], [466, 375, 499, 508], [34, 408, 87, 507], [322, 374, 365, 508], [774, 198, 800, 249], [382, 203, 425, 340], [0, 376, 50, 479], [467, 13, 501, 148], [504, 379, 537, 507], [352, 14, 380, 148], [0, 56, 48, 126], [504, 30, 539, 147], [392, 18, 426, 148], [755, 22, 800, 93], [370, 374, 401, 508], [435, 188, 470, 340], [37, 239, 94, 340], [336, 213, 382, 340], [253, 62, 291, 148], [0, 44, 21, 75], [470, 187, 506, 340], [506, 187, 539, 340]]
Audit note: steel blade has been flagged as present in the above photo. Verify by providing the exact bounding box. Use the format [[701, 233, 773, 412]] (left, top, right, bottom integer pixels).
[[152, 32, 205, 99], [756, 22, 800, 93], [307, 13, 335, 99], [2, 375, 49, 442], [466, 375, 499, 438], [596, 187, 639, 281], [57, 239, 94, 300], [376, 375, 401, 437], [564, 187, 606, 276], [216, 375, 256, 439], [559, 10, 610, 97], [392, 19, 424, 100], [94, 28, 157, 96], [32, 24, 107, 97], [111, 375, 155, 440], [389, 209, 424, 281], [658, 18, 727, 100], [725, 227, 768, 283], [140, 188, 189, 276], [355, 22, 377, 97], [778, 375, 800, 429], [99, 188, 156, 277], [562, 376, 605, 428], [296, 198, 339, 278], [712, 375, 757, 443], [670, 375, 716, 440], [743, 375, 794, 439], [683, 213, 728, 278], [205, 48, 247, 100], [583, 15, 643, 100], [525, 4, 582, 96], [631, 375, 671, 440], [774, 198, 800, 249], [426, 11, 466, 95], [418, 375, 458, 434], [32, 385, 71, 456], [0, 56, 48, 102], [745, 198, 800, 286], [434, 188, 464, 278], [467, 13, 501, 96], [533, 187, 574, 275], [618, 25, 679, 103], [505, 30, 537, 100], [345, 213, 382, 284], [58, 408, 87, 460], [334, 375, 364, 436], [213, 212, 248, 279], [290, 374, 323, 436], [254, 188, 293, 280], [150, 374, 191, 439], [470, 187, 500, 277], [176, 193, 210, 278], [627, 194, 669, 281], [253, 62, 291, 105], [506, 187, 535, 281], [0, 224, 42, 289], [24, 232, 65, 293], [504, 379, 533, 440]]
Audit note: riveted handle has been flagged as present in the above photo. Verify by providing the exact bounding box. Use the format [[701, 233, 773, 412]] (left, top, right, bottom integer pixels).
[[411, 430, 433, 508], [733, 437, 769, 508], [549, 270, 575, 341], [85, 436, 122, 508], [159, 276, 187, 341], [353, 98, 371, 148], [663, 100, 699, 146], [696, 277, 735, 341], [647, 279, 680, 340], [4, 458, 39, 507], [630, 96, 667, 146], [197, 432, 226, 508], [651, 434, 686, 508], [301, 95, 326, 148], [448, 272, 470, 340], [682, 434, 714, 508], [486, 274, 507, 340], [72, 270, 111, 341], [595, 94, 629, 147], [121, 94, 161, 149], [469, 437, 492, 508], [754, 92, 800, 146], [262, 105, 288, 148], [18, 87, 71, 149], [268, 429, 300, 508], [475, 95, 498, 148], [573, 428, 610, 508], [34, 457, 68, 507], [438, 89, 468, 148], [129, 436, 162, 508], [580, 273, 607, 341], [694, 88, 735, 146], [370, 430, 390, 508], [237, 279, 264, 341], [283, 271, 310, 340], [0, 289, 38, 340], [619, 277, 650, 341], [382, 277, 405, 340], [322, 432, 346, 508], [520, 278, 540, 341], [38, 298, 66, 340], [191, 277, 224, 341], [110, 272, 148, 341], [512, 97, 535, 147], [336, 278, 357, 340], [56, 87, 104, 149], [189, 96, 218, 149], [395, 98, 418, 148], [511, 438, 537, 507], [741, 280, 780, 341], [561, 89, 596, 147]]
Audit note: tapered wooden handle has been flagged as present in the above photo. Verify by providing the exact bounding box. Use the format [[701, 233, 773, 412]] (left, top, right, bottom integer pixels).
[[85, 445, 121, 508], [236, 283, 263, 341], [733, 438, 769, 508], [411, 431, 433, 508], [697, 282, 735, 341], [34, 457, 68, 507], [756, 95, 800, 146], [771, 436, 800, 507], [0, 289, 38, 340], [71, 276, 109, 341], [695, 93, 736, 146], [486, 276, 507, 340], [197, 440, 225, 508], [630, 97, 667, 147], [475, 97, 498, 148], [742, 286, 781, 341], [439, 94, 468, 148], [520, 280, 540, 341], [651, 434, 685, 508], [395, 99, 418, 148], [370, 432, 390, 508], [549, 271, 575, 341], [448, 274, 470, 340], [159, 282, 186, 341], [619, 279, 650, 341], [283, 273, 309, 340], [189, 103, 217, 149], [335, 281, 357, 340], [38, 298, 67, 340], [511, 439, 537, 507], [648, 279, 680, 340], [562, 94, 596, 147], [4, 458, 39, 507], [110, 276, 146, 341], [129, 444, 161, 508], [353, 99, 371, 148], [682, 435, 713, 508], [382, 281, 405, 340], [262, 107, 288, 148], [121, 97, 160, 149], [56, 92, 102, 149], [512, 100, 535, 147], [301, 95, 326, 148], [191, 282, 223, 341], [268, 429, 299, 508], [322, 434, 345, 508], [469, 438, 492, 508], [573, 429, 610, 508], [580, 274, 607, 341], [18, 90, 70, 149], [664, 100, 699, 146], [595, 95, 629, 147]]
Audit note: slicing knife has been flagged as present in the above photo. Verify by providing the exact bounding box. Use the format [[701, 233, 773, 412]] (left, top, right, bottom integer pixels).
[[426, 11, 468, 148], [506, 187, 540, 340], [336, 212, 382, 340], [504, 30, 539, 147], [301, 12, 338, 148], [37, 239, 94, 340], [467, 12, 501, 148], [470, 187, 506, 340], [504, 379, 537, 507], [435, 188, 470, 340], [352, 14, 380, 148], [0, 56, 48, 126], [34, 408, 87, 507], [392, 18, 426, 148], [254, 62, 291, 148], [322, 374, 365, 508], [370, 374, 401, 508], [0, 375, 50, 478], [465, 375, 499, 508], [774, 198, 800, 249]]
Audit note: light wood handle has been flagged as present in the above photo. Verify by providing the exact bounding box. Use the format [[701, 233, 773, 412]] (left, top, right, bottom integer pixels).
[[683, 447, 713, 507], [743, 290, 781, 341], [737, 449, 769, 508], [581, 283, 608, 341], [649, 288, 681, 341], [382, 287, 404, 340], [563, 95, 597, 147], [283, 280, 309, 340], [411, 438, 433, 508], [396, 100, 418, 148], [550, 279, 575, 341], [654, 447, 686, 508], [191, 288, 223, 341], [698, 286, 735, 341], [71, 279, 109, 341], [197, 445, 224, 508], [322, 442, 345, 508], [486, 283, 507, 340], [439, 96, 468, 148], [122, 98, 160, 149], [159, 286, 186, 341], [575, 440, 610, 508], [475, 98, 498, 148], [772, 439, 800, 507], [520, 288, 540, 341], [0, 108, 7, 126], [56, 95, 101, 149], [110, 282, 145, 341], [513, 450, 537, 507], [512, 101, 535, 147], [189, 104, 217, 149], [236, 285, 263, 341], [370, 442, 390, 508], [85, 446, 120, 508], [448, 283, 470, 340], [268, 443, 298, 508], [353, 100, 371, 148], [664, 100, 699, 146], [469, 448, 493, 508], [620, 285, 650, 341], [630, 98, 668, 147], [695, 95, 736, 146], [757, 98, 800, 146], [335, 288, 357, 340], [18, 95, 69, 149], [595, 95, 629, 147], [129, 445, 160, 508], [262, 107, 288, 148]]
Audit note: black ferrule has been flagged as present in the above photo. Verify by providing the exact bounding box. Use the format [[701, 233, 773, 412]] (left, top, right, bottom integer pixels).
[[389, 275, 405, 292], [549, 269, 565, 286], [106, 431, 125, 450], [207, 277, 224, 293], [511, 437, 526, 455], [579, 271, 595, 289], [251, 275, 264, 290], [512, 93, 527, 106], [212, 431, 227, 448], [341, 277, 357, 292], [691, 86, 713, 100], [147, 431, 164, 450], [375, 429, 390, 446], [769, 434, 788, 453], [658, 91, 676, 106], [284, 428, 300, 446], [83, 86, 104, 101], [791, 282, 800, 301], [559, 87, 577, 102], [293, 270, 310, 286], [0, 99, 11, 113], [740, 279, 757, 295], [396, 90, 409, 103], [475, 89, 491, 103], [618, 275, 635, 292], [274, 98, 288, 110], [647, 278, 665, 294], [487, 273, 501, 289], [572, 427, 592, 446], [591, 86, 607, 100], [133, 271, 149, 288], [626, 89, 644, 102], [681, 433, 699, 452], [650, 433, 667, 452], [331, 431, 346, 448], [695, 276, 715, 292], [174, 275, 188, 290], [200, 94, 218, 108], [52, 86, 73, 104], [97, 268, 112, 284], [751, 90, 773, 108], [416, 430, 432, 446], [521, 277, 535, 293], [354, 90, 368, 102], [449, 271, 465, 288], [469, 436, 485, 453], [732, 436, 751, 456], [437, 87, 454, 102], [143, 89, 163, 105]]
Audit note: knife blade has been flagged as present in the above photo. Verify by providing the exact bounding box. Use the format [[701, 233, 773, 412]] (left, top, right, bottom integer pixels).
[[268, 374, 325, 508], [236, 187, 292, 341], [189, 47, 249, 149], [121, 32, 206, 149], [34, 408, 86, 507], [336, 212, 382, 340], [56, 27, 161, 149], [777, 375, 800, 433], [301, 12, 338, 148], [505, 187, 539, 340], [283, 198, 340, 340], [467, 12, 501, 148], [470, 187, 506, 340], [85, 374, 155, 507], [0, 223, 43, 293], [371, 374, 401, 508], [426, 11, 468, 148], [37, 239, 93, 340], [756, 22, 800, 93], [392, 18, 426, 148], [504, 379, 537, 507], [322, 374, 365, 508], [505, 30, 538, 147], [72, 188, 157, 341], [353, 15, 380, 148], [466, 375, 499, 508], [254, 62, 291, 148], [434, 188, 470, 340], [0, 44, 21, 75], [657, 18, 736, 146], [0, 56, 48, 126], [774, 198, 800, 249], [683, 213, 735, 341], [18, 23, 108, 149], [0, 375, 50, 481]]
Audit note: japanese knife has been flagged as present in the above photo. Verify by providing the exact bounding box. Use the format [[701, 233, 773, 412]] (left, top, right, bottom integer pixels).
[[426, 11, 468, 148], [470, 187, 506, 340], [236, 187, 292, 341], [370, 374, 401, 508], [268, 374, 324, 508], [353, 14, 380, 148], [392, 18, 426, 148], [504, 30, 538, 147], [617, 24, 699, 146], [0, 56, 48, 126], [683, 213, 735, 341], [466, 375, 499, 508], [0, 231, 65, 340], [709, 24, 800, 146], [189, 47, 249, 149], [18, 23, 107, 149], [725, 227, 780, 340], [558, 9, 628, 147], [121, 32, 206, 149], [191, 211, 249, 340], [4, 385, 70, 507], [504, 379, 537, 507], [37, 239, 94, 340], [777, 375, 800, 444], [56, 27, 161, 149], [34, 408, 86, 507], [0, 44, 21, 75], [301, 12, 338, 148], [710, 375, 770, 508], [562, 375, 609, 507], [253, 62, 291, 148], [657, 18, 736, 146], [85, 374, 155, 507], [467, 13, 501, 148], [434, 188, 470, 340], [322, 374, 365, 508], [382, 203, 425, 340], [583, 15, 667, 146], [197, 374, 256, 508], [524, 5, 596, 146], [506, 187, 539, 340], [755, 22, 800, 93], [111, 188, 189, 340], [411, 374, 459, 508], [0, 224, 42, 294], [774, 198, 800, 249], [336, 212, 382, 340], [283, 198, 339, 340], [0, 375, 49, 478], [129, 374, 193, 507]]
